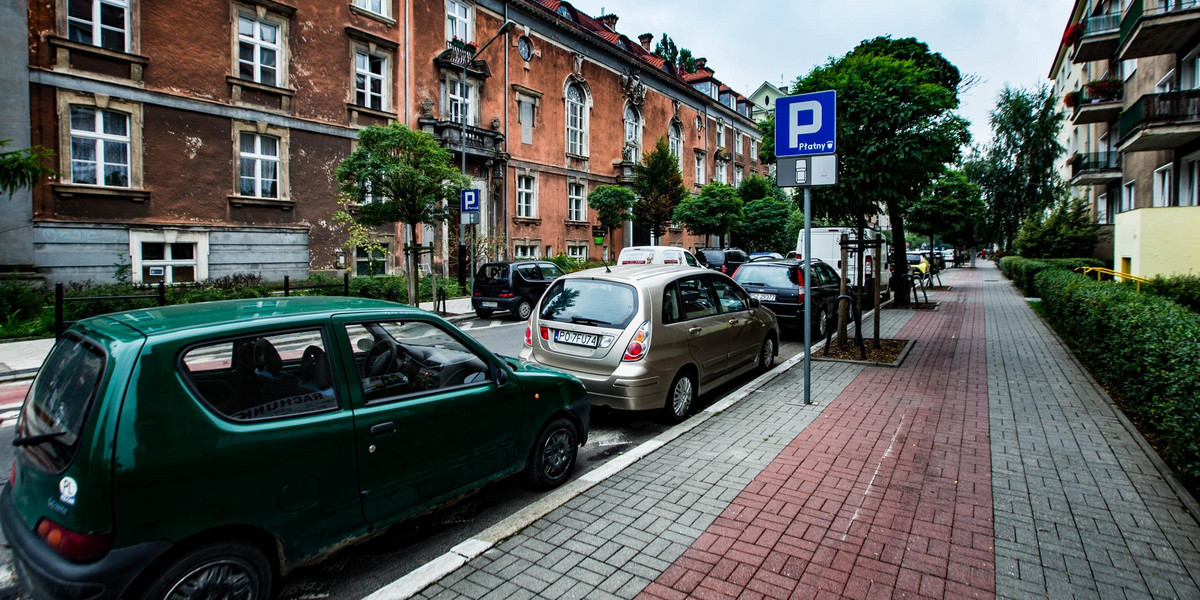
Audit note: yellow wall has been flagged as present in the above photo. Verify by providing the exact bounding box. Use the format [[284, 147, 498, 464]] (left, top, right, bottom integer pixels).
[[1113, 206, 1200, 278]]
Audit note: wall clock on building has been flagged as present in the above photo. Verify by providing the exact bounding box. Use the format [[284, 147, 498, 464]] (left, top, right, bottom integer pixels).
[[518, 35, 534, 61]]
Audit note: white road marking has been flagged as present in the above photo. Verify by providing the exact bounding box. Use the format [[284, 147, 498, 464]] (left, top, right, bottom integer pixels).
[[842, 411, 907, 541]]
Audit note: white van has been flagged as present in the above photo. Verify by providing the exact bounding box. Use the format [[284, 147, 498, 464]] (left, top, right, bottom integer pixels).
[[616, 246, 701, 268], [794, 227, 891, 299]]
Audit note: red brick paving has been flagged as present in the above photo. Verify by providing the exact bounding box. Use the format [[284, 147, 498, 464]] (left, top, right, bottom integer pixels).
[[641, 271, 994, 599]]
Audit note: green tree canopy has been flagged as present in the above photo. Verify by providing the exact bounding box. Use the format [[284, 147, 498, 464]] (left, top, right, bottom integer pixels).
[[0, 140, 55, 197], [587, 184, 636, 251], [334, 123, 468, 303], [632, 136, 688, 241], [734, 197, 793, 253], [653, 34, 678, 66], [737, 173, 788, 203], [907, 168, 985, 251], [967, 84, 1066, 250], [674, 183, 743, 244], [1013, 195, 1105, 258]]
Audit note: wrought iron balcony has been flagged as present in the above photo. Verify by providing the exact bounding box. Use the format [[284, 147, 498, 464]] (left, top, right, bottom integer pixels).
[[1070, 152, 1122, 186], [1070, 86, 1123, 125], [419, 117, 505, 158], [1118, 0, 1200, 60], [1072, 13, 1121, 63], [1118, 90, 1200, 151]]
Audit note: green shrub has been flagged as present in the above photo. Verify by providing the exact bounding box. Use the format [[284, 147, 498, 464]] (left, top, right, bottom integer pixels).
[[1033, 266, 1200, 484], [1145, 274, 1200, 314], [0, 281, 50, 321]]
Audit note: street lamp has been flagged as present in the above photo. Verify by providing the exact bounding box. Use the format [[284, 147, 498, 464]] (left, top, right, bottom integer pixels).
[[460, 19, 516, 292]]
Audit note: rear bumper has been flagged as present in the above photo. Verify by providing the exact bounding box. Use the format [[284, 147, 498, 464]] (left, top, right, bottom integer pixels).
[[1, 486, 170, 600], [472, 297, 521, 313], [516, 350, 665, 412]]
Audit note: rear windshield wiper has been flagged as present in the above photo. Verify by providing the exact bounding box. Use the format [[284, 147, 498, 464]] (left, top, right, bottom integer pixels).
[[13, 431, 68, 447], [570, 316, 612, 326], [743, 281, 766, 286]]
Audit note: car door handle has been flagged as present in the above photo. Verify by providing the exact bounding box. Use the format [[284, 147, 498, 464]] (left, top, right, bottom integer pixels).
[[728, 318, 739, 325], [688, 327, 702, 335], [370, 422, 397, 436]]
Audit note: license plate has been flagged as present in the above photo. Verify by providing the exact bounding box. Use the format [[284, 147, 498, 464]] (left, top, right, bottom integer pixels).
[[555, 330, 599, 347], [750, 293, 777, 302], [481, 301, 498, 308]]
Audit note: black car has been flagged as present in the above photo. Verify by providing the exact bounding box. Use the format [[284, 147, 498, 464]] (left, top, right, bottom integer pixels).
[[731, 259, 842, 338], [696, 248, 749, 276], [472, 261, 566, 320]]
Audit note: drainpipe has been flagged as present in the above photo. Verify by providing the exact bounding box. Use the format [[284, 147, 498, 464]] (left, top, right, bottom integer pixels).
[[503, 2, 510, 260]]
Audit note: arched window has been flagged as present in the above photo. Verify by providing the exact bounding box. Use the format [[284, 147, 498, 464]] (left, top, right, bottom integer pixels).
[[624, 104, 641, 162], [566, 83, 587, 156], [668, 121, 683, 169]]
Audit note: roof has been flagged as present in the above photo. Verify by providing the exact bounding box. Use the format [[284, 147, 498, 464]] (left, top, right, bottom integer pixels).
[[87, 296, 415, 337], [566, 264, 710, 284]]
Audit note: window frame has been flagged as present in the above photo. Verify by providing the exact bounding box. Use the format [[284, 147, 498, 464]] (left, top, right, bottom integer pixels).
[[232, 5, 289, 89], [445, 0, 472, 44], [57, 91, 144, 190], [567, 180, 586, 222], [623, 103, 642, 163], [444, 73, 476, 126], [66, 0, 131, 53], [669, 121, 684, 171], [129, 229, 210, 284], [352, 0, 389, 19], [694, 151, 705, 184], [1153, 164, 1174, 207], [1122, 180, 1136, 212], [353, 45, 391, 112], [516, 173, 537, 218], [566, 244, 588, 261], [232, 121, 290, 201], [565, 82, 589, 157]]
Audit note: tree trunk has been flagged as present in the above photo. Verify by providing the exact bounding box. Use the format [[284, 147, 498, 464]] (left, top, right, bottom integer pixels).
[[889, 204, 911, 308]]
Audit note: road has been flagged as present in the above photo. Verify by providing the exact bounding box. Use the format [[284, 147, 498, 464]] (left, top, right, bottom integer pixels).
[[0, 316, 815, 600]]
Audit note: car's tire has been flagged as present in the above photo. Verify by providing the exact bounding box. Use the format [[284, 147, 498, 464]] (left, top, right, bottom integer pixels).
[[513, 299, 533, 321], [526, 417, 578, 489], [758, 335, 777, 371], [662, 370, 696, 424], [475, 309, 494, 319], [133, 540, 273, 600], [813, 304, 831, 340]]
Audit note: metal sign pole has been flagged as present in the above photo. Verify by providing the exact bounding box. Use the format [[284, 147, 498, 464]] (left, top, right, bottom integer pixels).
[[803, 186, 812, 406]]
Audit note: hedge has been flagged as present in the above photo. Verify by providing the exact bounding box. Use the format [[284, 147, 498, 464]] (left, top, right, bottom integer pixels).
[[1028, 266, 1200, 483], [1145, 274, 1200, 314]]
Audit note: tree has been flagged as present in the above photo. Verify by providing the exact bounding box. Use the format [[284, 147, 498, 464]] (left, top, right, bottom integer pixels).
[[735, 197, 793, 253], [737, 173, 788, 204], [334, 123, 468, 305], [0, 140, 55, 197], [755, 118, 776, 166], [674, 183, 743, 245], [677, 48, 697, 74], [968, 85, 1066, 251], [587, 185, 635, 260], [790, 36, 970, 305], [907, 168, 985, 259], [632, 137, 688, 242], [653, 34, 678, 66], [1013, 195, 1105, 258]]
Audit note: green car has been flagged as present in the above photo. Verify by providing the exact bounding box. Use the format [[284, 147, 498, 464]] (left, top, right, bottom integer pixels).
[[1, 297, 589, 600]]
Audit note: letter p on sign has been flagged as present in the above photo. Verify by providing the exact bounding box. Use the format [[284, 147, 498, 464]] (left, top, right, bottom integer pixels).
[[789, 100, 822, 147]]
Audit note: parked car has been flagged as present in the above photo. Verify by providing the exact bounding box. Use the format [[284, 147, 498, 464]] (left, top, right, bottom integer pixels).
[[695, 248, 749, 275], [731, 259, 842, 337], [2, 297, 589, 600], [748, 252, 785, 262], [472, 260, 566, 320], [519, 265, 778, 423], [617, 246, 701, 267]]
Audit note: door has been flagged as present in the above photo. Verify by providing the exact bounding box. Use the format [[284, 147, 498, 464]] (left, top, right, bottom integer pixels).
[[337, 317, 520, 524], [675, 276, 731, 384], [709, 275, 760, 372]]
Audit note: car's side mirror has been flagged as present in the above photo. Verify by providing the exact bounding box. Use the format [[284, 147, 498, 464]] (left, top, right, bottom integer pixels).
[[748, 298, 761, 308], [492, 365, 509, 386]]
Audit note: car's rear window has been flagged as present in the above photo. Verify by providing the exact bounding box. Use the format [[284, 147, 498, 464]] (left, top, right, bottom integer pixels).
[[539, 279, 638, 328], [700, 251, 725, 265], [733, 265, 797, 288], [19, 333, 106, 472], [475, 264, 510, 283]]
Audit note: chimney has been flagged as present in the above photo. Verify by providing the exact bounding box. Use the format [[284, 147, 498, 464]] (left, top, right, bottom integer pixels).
[[598, 13, 618, 29], [638, 33, 653, 51], [694, 57, 707, 70]]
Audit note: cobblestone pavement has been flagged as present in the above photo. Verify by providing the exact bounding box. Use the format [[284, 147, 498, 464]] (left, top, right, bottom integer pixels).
[[404, 262, 1200, 600]]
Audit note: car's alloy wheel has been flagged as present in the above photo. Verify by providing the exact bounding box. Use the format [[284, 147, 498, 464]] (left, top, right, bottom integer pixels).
[[759, 336, 776, 370], [515, 299, 533, 321], [137, 542, 271, 600], [814, 305, 830, 340], [663, 371, 695, 423], [527, 418, 577, 489]]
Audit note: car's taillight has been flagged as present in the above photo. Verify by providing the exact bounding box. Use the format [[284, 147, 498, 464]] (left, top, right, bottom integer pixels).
[[865, 255, 873, 274], [35, 518, 112, 563], [524, 320, 533, 346], [721, 264, 728, 273], [796, 269, 806, 303], [498, 292, 515, 298], [540, 326, 549, 340], [622, 321, 651, 361], [473, 291, 481, 296]]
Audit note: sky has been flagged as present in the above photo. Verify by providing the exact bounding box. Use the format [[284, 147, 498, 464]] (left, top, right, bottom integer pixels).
[[576, 0, 1074, 147]]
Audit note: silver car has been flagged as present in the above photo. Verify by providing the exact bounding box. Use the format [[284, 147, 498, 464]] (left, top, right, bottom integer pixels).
[[518, 265, 779, 422]]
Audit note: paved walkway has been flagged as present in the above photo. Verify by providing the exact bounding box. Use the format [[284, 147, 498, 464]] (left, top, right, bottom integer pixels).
[[409, 262, 1200, 600]]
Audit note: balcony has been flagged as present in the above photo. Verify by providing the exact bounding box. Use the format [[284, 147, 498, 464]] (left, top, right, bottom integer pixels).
[[1069, 152, 1122, 185], [1072, 13, 1121, 63], [1118, 0, 1200, 60], [1067, 81, 1123, 124], [1117, 90, 1200, 151], [418, 118, 506, 159]]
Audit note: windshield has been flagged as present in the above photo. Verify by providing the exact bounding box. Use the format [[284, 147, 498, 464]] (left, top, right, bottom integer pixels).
[[19, 333, 106, 472], [732, 265, 797, 288], [539, 279, 638, 328]]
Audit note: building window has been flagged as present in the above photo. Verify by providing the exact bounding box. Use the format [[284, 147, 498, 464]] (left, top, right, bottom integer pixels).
[[1183, 157, 1200, 206], [445, 75, 474, 126], [239, 132, 280, 198], [1096, 193, 1108, 224], [237, 14, 281, 87], [517, 174, 536, 218], [352, 0, 388, 17], [67, 0, 129, 52], [568, 181, 586, 221], [716, 122, 725, 148], [68, 105, 130, 187], [734, 166, 743, 188], [356, 246, 387, 276], [695, 152, 705, 184], [514, 244, 538, 258], [446, 0, 471, 43], [129, 230, 209, 284], [1122, 180, 1135, 212], [750, 138, 758, 160], [567, 244, 587, 260], [715, 160, 727, 184], [566, 83, 587, 156], [734, 132, 742, 155], [354, 50, 388, 111], [1153, 164, 1173, 207], [669, 122, 683, 169], [623, 105, 641, 162]]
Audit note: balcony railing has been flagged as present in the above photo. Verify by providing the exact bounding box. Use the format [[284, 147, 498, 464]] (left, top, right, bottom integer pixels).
[[1118, 90, 1200, 141], [1070, 152, 1121, 180], [1119, 0, 1200, 57], [422, 119, 505, 156]]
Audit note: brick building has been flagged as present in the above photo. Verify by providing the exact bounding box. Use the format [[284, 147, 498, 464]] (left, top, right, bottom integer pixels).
[[5, 0, 761, 284]]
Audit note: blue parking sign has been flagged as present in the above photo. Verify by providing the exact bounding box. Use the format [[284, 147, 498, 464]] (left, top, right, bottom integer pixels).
[[460, 189, 480, 212], [775, 90, 836, 158]]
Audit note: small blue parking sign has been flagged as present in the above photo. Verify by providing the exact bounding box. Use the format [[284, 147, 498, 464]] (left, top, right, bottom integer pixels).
[[460, 188, 480, 212], [775, 90, 836, 158]]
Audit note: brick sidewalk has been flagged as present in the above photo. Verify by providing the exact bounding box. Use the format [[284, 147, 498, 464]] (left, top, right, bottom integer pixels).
[[408, 262, 1200, 600]]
